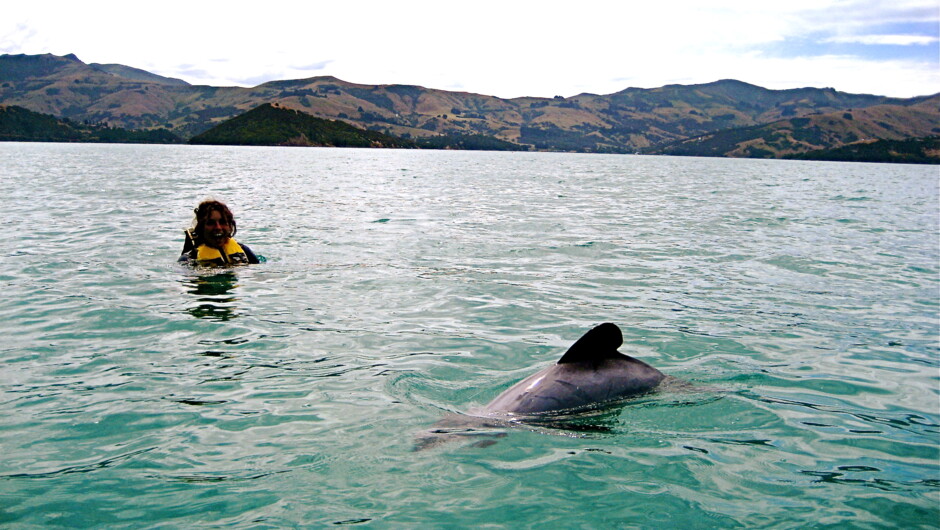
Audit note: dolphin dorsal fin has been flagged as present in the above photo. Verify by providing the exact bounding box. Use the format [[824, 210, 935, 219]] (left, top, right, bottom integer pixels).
[[557, 323, 624, 364]]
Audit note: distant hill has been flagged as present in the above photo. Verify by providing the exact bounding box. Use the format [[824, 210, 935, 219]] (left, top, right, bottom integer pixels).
[[89, 63, 190, 86], [0, 53, 87, 82], [190, 103, 529, 151], [414, 133, 528, 151], [189, 103, 416, 148], [649, 95, 940, 162], [786, 136, 940, 164], [0, 104, 81, 141], [0, 104, 181, 143], [2, 52, 938, 159]]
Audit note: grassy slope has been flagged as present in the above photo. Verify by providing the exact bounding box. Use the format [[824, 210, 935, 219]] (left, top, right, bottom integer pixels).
[[0, 104, 181, 143], [3, 54, 938, 156], [652, 95, 940, 159], [188, 103, 415, 148]]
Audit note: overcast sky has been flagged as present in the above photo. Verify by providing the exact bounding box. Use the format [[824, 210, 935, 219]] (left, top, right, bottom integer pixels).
[[2, 1, 938, 98]]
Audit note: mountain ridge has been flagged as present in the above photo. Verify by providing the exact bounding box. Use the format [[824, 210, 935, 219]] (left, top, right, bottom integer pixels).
[[651, 95, 940, 158], [1, 53, 938, 158]]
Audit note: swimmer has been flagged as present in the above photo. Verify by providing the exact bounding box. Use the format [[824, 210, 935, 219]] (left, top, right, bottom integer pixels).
[[179, 199, 259, 266]]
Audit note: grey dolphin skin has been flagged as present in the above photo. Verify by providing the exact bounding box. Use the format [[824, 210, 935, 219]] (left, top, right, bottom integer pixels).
[[414, 323, 666, 450], [482, 322, 665, 416]]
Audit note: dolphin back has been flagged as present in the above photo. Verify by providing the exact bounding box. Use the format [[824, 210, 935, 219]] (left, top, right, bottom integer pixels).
[[483, 323, 665, 416]]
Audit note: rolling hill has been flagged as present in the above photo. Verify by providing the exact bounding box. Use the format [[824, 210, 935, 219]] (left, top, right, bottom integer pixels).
[[188, 103, 415, 148], [2, 52, 938, 160], [0, 104, 181, 143], [650, 95, 940, 159], [787, 136, 940, 164]]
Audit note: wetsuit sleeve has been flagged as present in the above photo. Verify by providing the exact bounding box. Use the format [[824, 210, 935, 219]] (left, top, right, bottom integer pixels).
[[179, 230, 196, 262], [241, 243, 260, 264]]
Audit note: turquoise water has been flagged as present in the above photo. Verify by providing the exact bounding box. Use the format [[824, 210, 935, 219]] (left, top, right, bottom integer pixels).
[[1, 142, 937, 528]]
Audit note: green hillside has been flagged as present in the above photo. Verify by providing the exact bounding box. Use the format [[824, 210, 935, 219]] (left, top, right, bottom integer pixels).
[[188, 103, 416, 148], [786, 136, 940, 164], [0, 104, 181, 143], [650, 96, 940, 161], [3, 53, 939, 159], [415, 133, 528, 151]]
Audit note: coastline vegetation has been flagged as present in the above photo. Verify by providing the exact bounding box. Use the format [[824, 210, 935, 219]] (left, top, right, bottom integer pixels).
[[0, 104, 181, 143], [785, 136, 940, 164], [2, 99, 936, 163]]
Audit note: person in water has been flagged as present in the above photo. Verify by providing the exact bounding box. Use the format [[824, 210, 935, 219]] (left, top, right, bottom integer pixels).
[[179, 199, 259, 266]]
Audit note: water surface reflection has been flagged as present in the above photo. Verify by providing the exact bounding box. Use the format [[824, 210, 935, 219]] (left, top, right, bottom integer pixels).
[[182, 271, 240, 320]]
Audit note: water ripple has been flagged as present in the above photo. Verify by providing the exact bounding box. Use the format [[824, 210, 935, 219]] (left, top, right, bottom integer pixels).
[[0, 145, 937, 527]]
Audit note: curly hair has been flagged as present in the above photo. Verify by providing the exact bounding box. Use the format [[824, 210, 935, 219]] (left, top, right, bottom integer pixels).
[[191, 199, 237, 244]]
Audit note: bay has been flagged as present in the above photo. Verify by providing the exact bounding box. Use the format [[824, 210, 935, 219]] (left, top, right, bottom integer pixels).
[[0, 142, 937, 527]]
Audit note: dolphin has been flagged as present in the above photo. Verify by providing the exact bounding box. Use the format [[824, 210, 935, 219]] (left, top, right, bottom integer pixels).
[[482, 322, 665, 416], [414, 323, 666, 450]]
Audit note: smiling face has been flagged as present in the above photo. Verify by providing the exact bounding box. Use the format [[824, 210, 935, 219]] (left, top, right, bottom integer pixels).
[[202, 209, 232, 249]]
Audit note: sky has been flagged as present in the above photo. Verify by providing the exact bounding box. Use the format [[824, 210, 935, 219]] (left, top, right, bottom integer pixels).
[[2, 1, 938, 99]]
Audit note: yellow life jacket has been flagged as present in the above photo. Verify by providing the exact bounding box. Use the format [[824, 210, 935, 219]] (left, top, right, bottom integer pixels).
[[195, 238, 250, 266]]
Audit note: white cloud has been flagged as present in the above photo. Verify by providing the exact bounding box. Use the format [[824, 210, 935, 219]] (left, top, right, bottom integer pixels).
[[825, 34, 939, 46], [1, 0, 937, 97]]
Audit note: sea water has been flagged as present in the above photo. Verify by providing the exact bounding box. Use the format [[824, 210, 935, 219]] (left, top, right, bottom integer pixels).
[[0, 142, 937, 528]]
